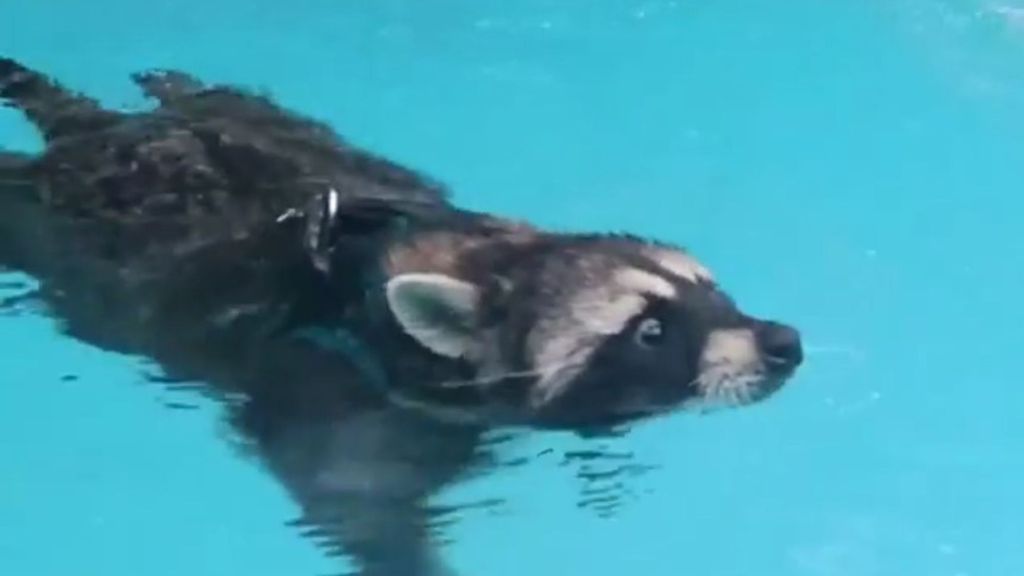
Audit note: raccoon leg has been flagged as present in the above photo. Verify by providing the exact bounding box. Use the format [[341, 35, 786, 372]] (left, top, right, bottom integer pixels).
[[246, 404, 482, 576], [0, 57, 117, 141], [296, 492, 458, 576]]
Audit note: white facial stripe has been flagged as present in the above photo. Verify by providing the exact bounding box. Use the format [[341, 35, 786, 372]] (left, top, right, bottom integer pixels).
[[645, 248, 714, 284], [530, 290, 648, 407], [530, 265, 671, 408], [529, 344, 591, 408], [579, 292, 649, 336], [613, 267, 677, 299]]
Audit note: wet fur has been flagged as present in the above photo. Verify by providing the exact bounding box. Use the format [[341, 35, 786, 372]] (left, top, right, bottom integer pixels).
[[1, 57, 732, 576], [0, 58, 494, 576], [0, 57, 802, 576]]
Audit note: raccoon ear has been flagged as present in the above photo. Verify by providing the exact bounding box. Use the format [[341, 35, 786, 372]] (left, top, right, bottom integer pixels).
[[385, 273, 481, 359]]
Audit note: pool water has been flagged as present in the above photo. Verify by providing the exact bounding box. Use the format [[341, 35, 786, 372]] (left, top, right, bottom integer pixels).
[[2, 1, 1023, 575]]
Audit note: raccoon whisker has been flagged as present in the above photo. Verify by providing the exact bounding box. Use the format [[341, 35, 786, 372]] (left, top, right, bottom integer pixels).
[[723, 389, 735, 407], [738, 386, 751, 405], [438, 369, 538, 389], [738, 385, 752, 405], [724, 387, 738, 407], [439, 359, 588, 390]]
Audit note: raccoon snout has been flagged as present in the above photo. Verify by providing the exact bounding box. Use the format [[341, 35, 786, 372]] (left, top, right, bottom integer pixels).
[[754, 321, 803, 373]]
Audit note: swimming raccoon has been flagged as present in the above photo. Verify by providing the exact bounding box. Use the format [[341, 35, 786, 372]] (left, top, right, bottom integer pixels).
[[0, 57, 803, 576]]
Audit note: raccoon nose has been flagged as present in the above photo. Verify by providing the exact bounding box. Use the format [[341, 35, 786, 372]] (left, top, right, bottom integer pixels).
[[755, 321, 803, 372]]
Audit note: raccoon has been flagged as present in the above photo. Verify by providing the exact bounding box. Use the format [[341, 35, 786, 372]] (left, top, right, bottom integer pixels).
[[0, 57, 803, 576]]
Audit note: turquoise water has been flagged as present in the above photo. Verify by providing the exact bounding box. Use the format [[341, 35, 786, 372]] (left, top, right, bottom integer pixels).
[[2, 1, 1023, 575]]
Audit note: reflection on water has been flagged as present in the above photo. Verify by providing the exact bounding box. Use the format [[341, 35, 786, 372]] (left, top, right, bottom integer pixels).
[[0, 268, 663, 571]]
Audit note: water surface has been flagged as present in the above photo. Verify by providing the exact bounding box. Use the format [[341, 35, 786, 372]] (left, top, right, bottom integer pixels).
[[2, 1, 1023, 575]]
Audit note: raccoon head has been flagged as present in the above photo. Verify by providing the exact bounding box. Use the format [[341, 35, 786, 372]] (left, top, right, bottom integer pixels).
[[384, 234, 803, 430]]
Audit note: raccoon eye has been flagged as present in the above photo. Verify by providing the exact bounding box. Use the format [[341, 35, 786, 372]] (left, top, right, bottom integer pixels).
[[634, 317, 664, 348]]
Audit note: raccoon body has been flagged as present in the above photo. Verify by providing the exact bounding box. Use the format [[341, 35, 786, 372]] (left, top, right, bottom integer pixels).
[[0, 57, 803, 576]]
